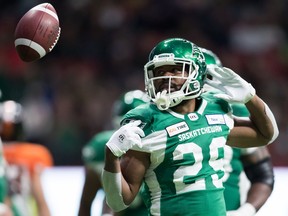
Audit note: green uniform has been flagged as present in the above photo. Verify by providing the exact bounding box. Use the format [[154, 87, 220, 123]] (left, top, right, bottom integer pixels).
[[82, 130, 148, 216], [222, 103, 255, 210], [123, 93, 234, 216]]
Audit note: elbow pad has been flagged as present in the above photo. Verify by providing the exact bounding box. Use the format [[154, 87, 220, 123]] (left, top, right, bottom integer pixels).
[[244, 157, 275, 189], [101, 169, 128, 212]]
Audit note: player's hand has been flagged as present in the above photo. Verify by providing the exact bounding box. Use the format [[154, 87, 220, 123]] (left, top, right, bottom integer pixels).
[[155, 90, 170, 110], [106, 120, 144, 157], [205, 65, 255, 104], [226, 203, 256, 216]]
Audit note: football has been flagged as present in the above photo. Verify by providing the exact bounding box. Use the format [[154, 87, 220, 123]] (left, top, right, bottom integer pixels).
[[14, 3, 61, 62]]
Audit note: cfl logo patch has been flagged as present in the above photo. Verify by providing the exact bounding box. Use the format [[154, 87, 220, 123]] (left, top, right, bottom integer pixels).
[[188, 113, 198, 121], [118, 134, 125, 143]]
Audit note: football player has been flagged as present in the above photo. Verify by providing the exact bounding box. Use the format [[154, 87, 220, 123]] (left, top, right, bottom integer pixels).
[[0, 91, 14, 216], [78, 90, 149, 216], [0, 140, 13, 216], [0, 100, 53, 216], [102, 38, 278, 216], [201, 48, 274, 216]]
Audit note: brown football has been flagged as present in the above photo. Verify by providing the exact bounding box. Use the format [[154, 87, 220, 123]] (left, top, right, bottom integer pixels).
[[14, 3, 61, 62]]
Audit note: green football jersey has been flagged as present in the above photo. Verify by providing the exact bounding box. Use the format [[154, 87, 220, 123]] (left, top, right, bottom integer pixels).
[[222, 146, 242, 210], [123, 94, 234, 216], [222, 103, 252, 210]]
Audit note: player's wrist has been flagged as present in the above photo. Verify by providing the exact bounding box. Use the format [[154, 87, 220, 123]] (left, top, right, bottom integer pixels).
[[106, 142, 125, 157], [101, 170, 129, 212]]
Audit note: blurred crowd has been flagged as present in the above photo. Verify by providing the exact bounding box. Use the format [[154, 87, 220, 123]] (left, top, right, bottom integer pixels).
[[0, 0, 287, 166]]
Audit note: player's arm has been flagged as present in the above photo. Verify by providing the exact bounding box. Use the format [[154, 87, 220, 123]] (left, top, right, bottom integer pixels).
[[227, 147, 274, 216], [103, 148, 149, 212], [206, 65, 279, 147], [228, 95, 278, 147], [102, 120, 149, 212], [30, 165, 51, 216], [242, 147, 274, 210], [78, 165, 102, 216]]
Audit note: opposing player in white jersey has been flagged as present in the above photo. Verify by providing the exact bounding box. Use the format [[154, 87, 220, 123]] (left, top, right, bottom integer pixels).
[[102, 38, 278, 216], [202, 48, 274, 216]]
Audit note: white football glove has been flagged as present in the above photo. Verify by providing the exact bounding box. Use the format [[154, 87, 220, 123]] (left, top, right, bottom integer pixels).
[[205, 65, 255, 104], [226, 203, 256, 216], [106, 120, 144, 157]]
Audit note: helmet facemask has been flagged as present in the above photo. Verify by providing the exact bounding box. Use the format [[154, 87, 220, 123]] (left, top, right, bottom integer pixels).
[[144, 53, 202, 110]]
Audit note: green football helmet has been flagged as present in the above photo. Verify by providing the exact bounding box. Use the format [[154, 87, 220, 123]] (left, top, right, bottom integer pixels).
[[112, 90, 149, 127], [144, 38, 207, 110], [201, 48, 222, 66]]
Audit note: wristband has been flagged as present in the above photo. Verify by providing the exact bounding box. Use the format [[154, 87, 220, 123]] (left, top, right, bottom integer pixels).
[[263, 102, 279, 144], [101, 169, 128, 212], [238, 203, 256, 216]]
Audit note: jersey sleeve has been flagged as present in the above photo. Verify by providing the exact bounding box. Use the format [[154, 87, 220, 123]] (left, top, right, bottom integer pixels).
[[201, 91, 232, 113], [121, 103, 157, 152], [121, 103, 155, 133]]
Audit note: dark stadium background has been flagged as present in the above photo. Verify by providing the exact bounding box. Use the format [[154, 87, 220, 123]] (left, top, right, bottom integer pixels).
[[1, 0, 287, 167]]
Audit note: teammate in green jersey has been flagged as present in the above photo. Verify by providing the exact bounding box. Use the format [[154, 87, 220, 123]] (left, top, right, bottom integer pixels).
[[102, 38, 279, 216], [202, 48, 274, 216], [224, 105, 274, 216], [78, 90, 149, 216]]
